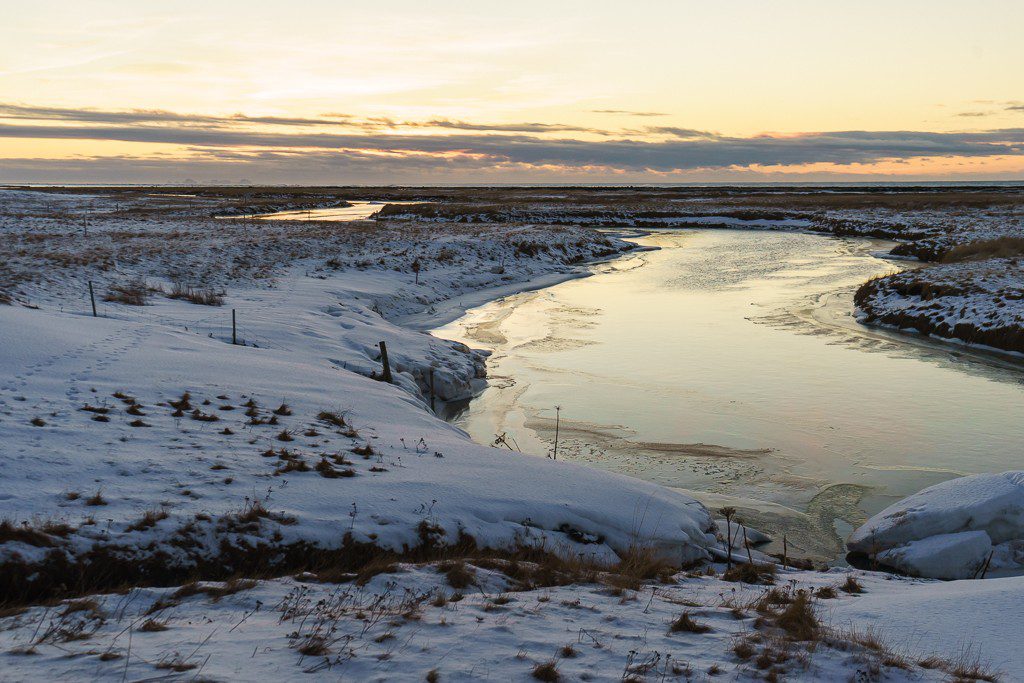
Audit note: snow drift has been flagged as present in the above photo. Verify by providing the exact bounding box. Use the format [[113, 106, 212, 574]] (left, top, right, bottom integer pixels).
[[847, 471, 1024, 579]]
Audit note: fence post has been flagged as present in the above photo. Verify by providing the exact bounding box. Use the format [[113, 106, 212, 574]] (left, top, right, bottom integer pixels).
[[232, 309, 237, 345], [378, 341, 393, 383], [429, 368, 436, 411], [88, 281, 97, 317], [552, 405, 561, 460]]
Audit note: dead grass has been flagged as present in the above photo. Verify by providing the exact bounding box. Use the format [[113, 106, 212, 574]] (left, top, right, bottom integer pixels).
[[943, 236, 1024, 263], [172, 578, 257, 602], [295, 634, 331, 656], [441, 561, 476, 588], [125, 508, 169, 532], [733, 637, 756, 660], [774, 590, 818, 641], [61, 598, 103, 618], [531, 660, 561, 681], [722, 562, 776, 585], [317, 410, 348, 428], [138, 618, 169, 632], [840, 575, 864, 594], [166, 282, 224, 306], [0, 520, 55, 547], [154, 657, 198, 672], [104, 279, 149, 306], [669, 611, 712, 634]]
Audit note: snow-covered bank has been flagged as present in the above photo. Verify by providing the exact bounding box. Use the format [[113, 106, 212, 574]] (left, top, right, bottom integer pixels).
[[0, 189, 727, 601], [854, 257, 1024, 357], [848, 471, 1024, 580], [2, 561, 1013, 681]]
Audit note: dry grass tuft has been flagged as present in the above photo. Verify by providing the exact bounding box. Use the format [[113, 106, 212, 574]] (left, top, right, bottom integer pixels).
[[166, 282, 224, 306], [531, 660, 561, 681], [172, 578, 257, 602], [126, 508, 169, 532], [84, 490, 107, 506], [61, 598, 103, 618], [138, 618, 169, 632], [441, 561, 476, 589], [104, 279, 149, 306], [723, 562, 776, 585], [155, 657, 198, 672], [669, 611, 712, 634], [775, 590, 818, 641], [317, 410, 347, 428], [295, 634, 331, 656], [840, 575, 864, 594]]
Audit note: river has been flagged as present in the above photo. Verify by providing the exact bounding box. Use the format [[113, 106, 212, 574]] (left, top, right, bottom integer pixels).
[[433, 230, 1024, 561]]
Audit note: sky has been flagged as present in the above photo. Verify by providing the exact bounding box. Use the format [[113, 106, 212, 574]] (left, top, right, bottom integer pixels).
[[2, 0, 1023, 184]]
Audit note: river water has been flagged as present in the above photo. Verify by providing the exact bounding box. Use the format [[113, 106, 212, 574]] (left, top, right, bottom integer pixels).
[[433, 230, 1024, 561]]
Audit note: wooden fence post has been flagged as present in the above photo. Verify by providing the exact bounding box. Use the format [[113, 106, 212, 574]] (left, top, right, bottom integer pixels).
[[232, 309, 237, 345], [378, 341, 393, 383], [88, 281, 97, 317], [429, 368, 436, 411]]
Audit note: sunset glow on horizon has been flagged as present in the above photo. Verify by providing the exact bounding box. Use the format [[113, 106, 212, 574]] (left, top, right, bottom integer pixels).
[[3, 0, 1023, 183]]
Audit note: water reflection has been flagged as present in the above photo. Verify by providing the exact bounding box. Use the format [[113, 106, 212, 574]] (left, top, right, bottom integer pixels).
[[434, 230, 1024, 561]]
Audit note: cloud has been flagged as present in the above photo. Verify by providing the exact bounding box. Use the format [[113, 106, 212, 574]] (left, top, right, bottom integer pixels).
[[0, 103, 1022, 181], [418, 119, 613, 135], [591, 109, 668, 117], [0, 103, 352, 128], [2, 121, 1021, 170], [645, 127, 722, 140]]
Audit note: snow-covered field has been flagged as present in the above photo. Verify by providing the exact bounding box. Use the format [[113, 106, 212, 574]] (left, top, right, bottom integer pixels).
[[2, 562, 1018, 681], [1, 187, 1021, 680]]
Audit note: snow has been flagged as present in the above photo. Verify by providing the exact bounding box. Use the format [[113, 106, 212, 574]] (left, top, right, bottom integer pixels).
[[0, 189, 718, 581], [876, 531, 994, 580], [830, 574, 1024, 679], [854, 257, 1024, 356], [0, 564, 982, 682], [2, 187, 1022, 679], [848, 471, 1024, 579]]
